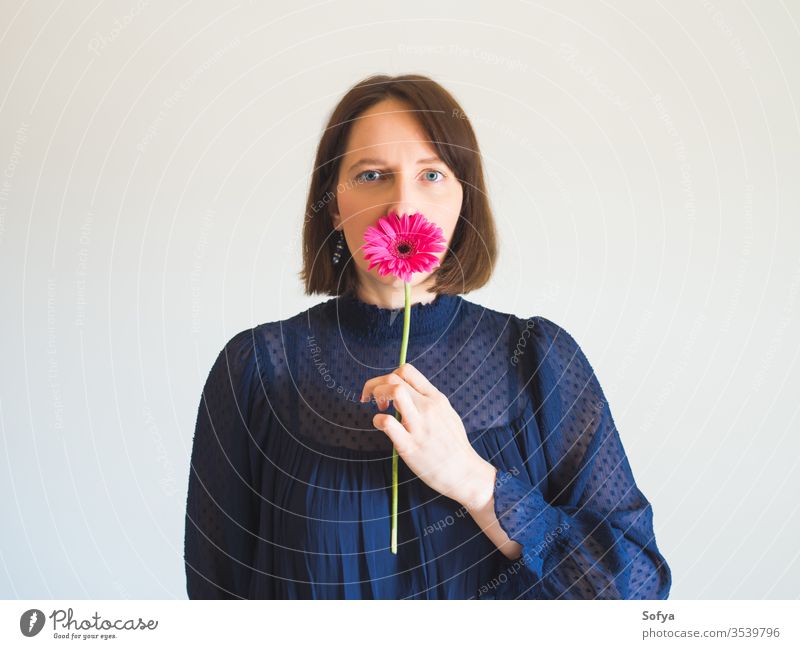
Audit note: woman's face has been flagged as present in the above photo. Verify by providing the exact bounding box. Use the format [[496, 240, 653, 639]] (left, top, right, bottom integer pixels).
[[332, 98, 464, 291]]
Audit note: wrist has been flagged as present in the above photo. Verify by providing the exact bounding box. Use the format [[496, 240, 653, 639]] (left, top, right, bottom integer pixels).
[[458, 457, 497, 513]]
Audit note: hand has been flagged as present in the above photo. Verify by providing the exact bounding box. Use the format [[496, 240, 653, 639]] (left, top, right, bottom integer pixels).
[[360, 362, 496, 510]]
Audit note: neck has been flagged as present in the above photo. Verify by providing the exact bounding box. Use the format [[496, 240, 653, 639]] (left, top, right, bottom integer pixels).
[[354, 273, 437, 310], [329, 288, 463, 342]]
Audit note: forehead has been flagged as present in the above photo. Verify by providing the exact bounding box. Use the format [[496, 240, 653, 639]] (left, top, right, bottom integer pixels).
[[343, 99, 438, 159]]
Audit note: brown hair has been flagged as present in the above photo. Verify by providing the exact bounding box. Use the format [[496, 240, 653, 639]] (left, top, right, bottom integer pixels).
[[299, 73, 498, 296]]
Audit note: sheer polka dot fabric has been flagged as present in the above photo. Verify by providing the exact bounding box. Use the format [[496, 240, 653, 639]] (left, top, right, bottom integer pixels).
[[184, 293, 671, 599]]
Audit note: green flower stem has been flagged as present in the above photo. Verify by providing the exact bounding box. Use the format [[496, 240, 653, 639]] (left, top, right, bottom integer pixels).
[[391, 281, 411, 554]]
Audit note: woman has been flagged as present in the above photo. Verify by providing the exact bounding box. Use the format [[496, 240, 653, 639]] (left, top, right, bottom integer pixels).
[[184, 73, 672, 599]]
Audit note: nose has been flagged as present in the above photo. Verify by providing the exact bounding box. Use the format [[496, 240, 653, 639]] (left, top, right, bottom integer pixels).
[[382, 173, 422, 219]]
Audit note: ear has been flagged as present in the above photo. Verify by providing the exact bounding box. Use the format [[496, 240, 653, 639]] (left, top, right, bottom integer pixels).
[[330, 199, 341, 230]]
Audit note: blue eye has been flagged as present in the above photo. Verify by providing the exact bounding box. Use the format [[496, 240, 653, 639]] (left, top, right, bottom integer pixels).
[[356, 169, 383, 182], [355, 169, 445, 183]]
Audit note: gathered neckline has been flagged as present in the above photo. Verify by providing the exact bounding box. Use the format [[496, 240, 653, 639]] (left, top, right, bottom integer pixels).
[[322, 290, 464, 342]]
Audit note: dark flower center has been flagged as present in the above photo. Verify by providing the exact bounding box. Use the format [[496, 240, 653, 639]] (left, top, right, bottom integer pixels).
[[395, 240, 414, 257]]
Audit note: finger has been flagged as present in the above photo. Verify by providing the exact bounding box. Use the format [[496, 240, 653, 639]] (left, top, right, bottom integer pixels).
[[373, 413, 413, 454], [394, 363, 441, 398], [360, 372, 393, 403], [361, 372, 406, 403], [371, 383, 421, 432], [360, 363, 439, 403]]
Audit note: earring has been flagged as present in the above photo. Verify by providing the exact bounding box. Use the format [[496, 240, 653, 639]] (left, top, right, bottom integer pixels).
[[332, 230, 345, 265]]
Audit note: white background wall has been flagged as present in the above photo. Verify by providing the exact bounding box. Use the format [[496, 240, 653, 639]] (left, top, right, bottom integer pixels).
[[0, 0, 798, 599]]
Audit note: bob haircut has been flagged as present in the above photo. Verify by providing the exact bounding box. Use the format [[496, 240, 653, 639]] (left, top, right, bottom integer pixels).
[[299, 73, 498, 297]]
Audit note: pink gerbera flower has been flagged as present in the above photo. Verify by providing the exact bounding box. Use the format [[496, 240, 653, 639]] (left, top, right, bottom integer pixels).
[[360, 210, 448, 555], [362, 211, 447, 283]]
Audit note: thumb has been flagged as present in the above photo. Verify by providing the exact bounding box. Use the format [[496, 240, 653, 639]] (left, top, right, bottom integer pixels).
[[373, 413, 412, 453]]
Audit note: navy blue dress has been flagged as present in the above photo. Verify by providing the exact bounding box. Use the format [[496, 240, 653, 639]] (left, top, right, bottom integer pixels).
[[184, 292, 672, 599]]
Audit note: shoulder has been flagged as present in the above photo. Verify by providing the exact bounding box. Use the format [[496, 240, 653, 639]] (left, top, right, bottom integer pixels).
[[466, 299, 595, 379], [217, 326, 260, 361], [206, 325, 271, 389], [524, 315, 587, 360], [460, 298, 586, 358], [202, 327, 253, 383], [237, 298, 335, 380], [458, 296, 535, 336], [251, 298, 334, 340], [516, 315, 605, 411], [522, 315, 595, 377]]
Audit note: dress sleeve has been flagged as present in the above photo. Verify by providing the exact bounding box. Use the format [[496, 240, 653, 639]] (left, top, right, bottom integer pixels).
[[184, 328, 264, 599], [491, 317, 672, 599]]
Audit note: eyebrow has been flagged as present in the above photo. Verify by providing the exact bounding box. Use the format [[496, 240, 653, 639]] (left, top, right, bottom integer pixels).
[[346, 156, 443, 173]]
